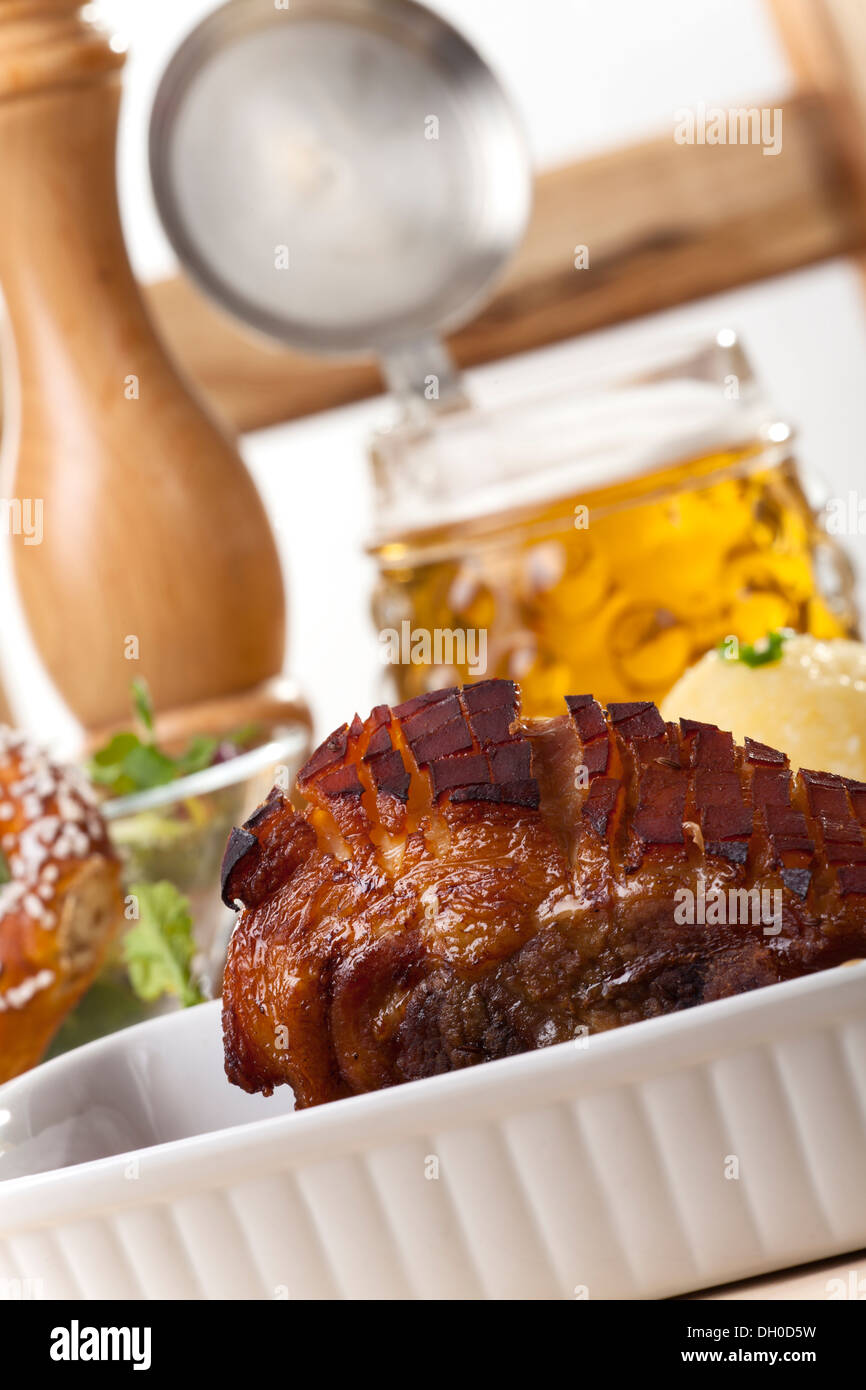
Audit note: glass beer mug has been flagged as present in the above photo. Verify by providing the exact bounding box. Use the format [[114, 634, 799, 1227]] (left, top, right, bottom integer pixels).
[[367, 331, 858, 717]]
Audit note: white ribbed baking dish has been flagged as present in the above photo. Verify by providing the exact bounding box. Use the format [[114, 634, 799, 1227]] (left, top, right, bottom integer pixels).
[[0, 963, 865, 1300]]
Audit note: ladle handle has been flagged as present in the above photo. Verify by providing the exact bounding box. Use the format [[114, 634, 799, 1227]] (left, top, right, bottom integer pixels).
[[381, 336, 471, 422]]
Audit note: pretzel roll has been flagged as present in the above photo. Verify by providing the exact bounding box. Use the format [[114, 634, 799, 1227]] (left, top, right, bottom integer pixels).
[[0, 727, 122, 1082]]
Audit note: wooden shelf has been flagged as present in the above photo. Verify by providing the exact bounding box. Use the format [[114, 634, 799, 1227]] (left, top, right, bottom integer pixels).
[[133, 91, 866, 434]]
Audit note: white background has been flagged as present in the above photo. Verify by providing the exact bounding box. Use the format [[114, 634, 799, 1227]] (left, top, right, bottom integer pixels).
[[7, 0, 866, 741]]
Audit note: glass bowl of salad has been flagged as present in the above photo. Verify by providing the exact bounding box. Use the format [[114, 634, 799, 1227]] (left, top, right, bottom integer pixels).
[[48, 680, 309, 1056]]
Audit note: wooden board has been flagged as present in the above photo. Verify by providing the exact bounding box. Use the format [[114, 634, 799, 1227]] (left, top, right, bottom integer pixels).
[[138, 91, 866, 433], [770, 2, 866, 221]]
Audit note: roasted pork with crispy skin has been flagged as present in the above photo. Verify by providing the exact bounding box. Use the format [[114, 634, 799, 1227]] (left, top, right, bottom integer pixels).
[[221, 681, 866, 1108]]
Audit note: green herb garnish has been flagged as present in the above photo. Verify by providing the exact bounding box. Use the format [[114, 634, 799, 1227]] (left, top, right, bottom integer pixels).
[[123, 881, 205, 1008], [89, 732, 176, 796], [131, 676, 155, 734], [718, 629, 791, 668], [0, 848, 10, 887], [174, 734, 220, 778], [87, 679, 259, 797]]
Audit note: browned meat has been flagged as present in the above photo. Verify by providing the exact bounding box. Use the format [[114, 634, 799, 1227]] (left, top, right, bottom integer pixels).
[[221, 681, 866, 1108]]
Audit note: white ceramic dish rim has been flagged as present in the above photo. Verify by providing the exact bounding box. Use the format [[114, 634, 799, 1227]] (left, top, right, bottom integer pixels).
[[2, 961, 865, 1234]]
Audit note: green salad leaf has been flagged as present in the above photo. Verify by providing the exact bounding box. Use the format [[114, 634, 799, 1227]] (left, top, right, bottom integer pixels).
[[131, 676, 155, 734], [174, 734, 220, 778], [718, 629, 792, 669], [87, 678, 260, 797], [123, 881, 205, 1008], [89, 733, 176, 796]]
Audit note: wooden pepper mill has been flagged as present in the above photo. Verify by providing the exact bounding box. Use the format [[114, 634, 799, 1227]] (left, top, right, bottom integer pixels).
[[0, 1, 306, 745]]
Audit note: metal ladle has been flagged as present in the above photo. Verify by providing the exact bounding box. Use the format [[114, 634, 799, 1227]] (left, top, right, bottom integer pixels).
[[149, 0, 531, 415]]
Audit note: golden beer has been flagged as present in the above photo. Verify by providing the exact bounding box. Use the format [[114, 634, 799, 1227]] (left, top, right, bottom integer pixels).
[[368, 335, 858, 716]]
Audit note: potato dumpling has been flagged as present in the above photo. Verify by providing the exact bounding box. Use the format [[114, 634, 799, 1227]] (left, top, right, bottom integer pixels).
[[661, 633, 866, 780]]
